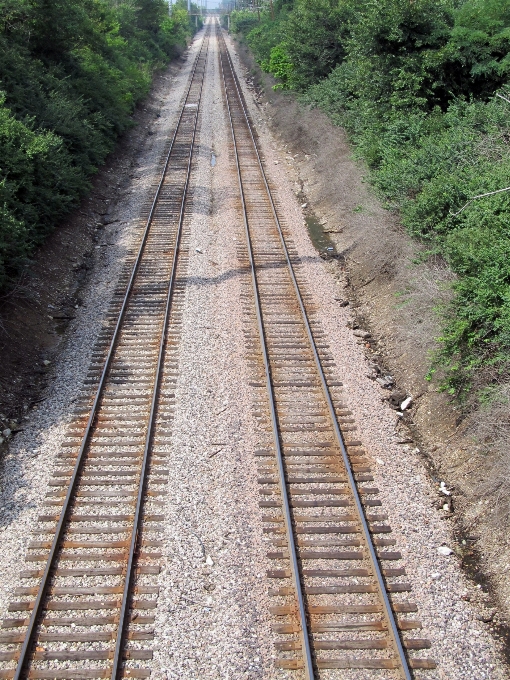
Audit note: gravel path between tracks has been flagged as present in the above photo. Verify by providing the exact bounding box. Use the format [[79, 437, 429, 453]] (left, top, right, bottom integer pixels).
[[0, 30, 204, 639], [150, 28, 278, 679], [222, 29, 507, 680]]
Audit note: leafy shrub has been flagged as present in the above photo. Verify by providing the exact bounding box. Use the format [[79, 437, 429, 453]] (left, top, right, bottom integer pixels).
[[281, 0, 353, 90], [263, 44, 293, 88], [230, 10, 259, 36], [0, 0, 199, 291]]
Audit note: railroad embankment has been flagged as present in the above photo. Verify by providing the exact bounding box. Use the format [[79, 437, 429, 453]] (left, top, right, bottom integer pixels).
[[0, 21, 506, 677], [233, 37, 510, 648]]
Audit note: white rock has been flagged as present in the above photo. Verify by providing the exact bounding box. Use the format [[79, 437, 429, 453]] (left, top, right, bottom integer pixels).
[[301, 203, 308, 208], [376, 458, 384, 465], [439, 481, 451, 496], [2, 429, 11, 438], [205, 555, 214, 566], [43, 360, 51, 366], [431, 572, 441, 579], [0, 437, 4, 445], [400, 396, 412, 410], [195, 247, 203, 253], [437, 546, 453, 556]]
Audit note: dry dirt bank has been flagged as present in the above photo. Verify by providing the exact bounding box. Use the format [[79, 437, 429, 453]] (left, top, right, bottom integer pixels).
[[233, 36, 510, 662]]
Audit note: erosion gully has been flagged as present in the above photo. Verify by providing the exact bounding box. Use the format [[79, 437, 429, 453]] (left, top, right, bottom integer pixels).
[[0, 19, 435, 680]]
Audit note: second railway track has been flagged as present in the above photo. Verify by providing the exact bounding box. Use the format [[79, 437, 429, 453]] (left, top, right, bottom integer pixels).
[[0, 25, 211, 680], [218, 22, 436, 679]]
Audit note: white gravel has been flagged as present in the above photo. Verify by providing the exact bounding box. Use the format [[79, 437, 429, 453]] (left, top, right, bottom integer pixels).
[[151, 25, 278, 679]]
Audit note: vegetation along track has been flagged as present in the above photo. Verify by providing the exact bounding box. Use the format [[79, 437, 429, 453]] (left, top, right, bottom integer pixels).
[[219, 23, 435, 679], [0, 25, 211, 680]]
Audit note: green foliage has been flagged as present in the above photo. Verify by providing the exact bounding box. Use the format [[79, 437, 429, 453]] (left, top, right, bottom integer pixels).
[[282, 0, 353, 89], [0, 93, 83, 287], [263, 44, 293, 89], [247, 19, 285, 64], [230, 9, 259, 36], [0, 0, 197, 291], [448, 0, 510, 98], [235, 0, 510, 399]]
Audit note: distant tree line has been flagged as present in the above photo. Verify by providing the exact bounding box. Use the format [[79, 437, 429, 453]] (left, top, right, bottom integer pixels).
[[0, 0, 200, 290], [231, 0, 510, 400]]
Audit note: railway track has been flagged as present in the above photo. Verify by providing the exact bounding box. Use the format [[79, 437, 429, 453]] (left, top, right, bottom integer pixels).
[[218, 23, 436, 678], [0, 25, 211, 680], [0, 19, 440, 679]]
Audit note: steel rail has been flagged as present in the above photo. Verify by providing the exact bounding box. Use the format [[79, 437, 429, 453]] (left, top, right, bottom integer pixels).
[[13, 25, 211, 680], [110, 25, 211, 680], [217, 21, 314, 680], [218, 26, 413, 680]]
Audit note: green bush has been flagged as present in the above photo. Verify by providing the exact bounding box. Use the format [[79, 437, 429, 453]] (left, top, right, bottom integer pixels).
[[281, 0, 353, 90], [263, 44, 293, 88], [0, 0, 199, 291], [230, 9, 259, 36]]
